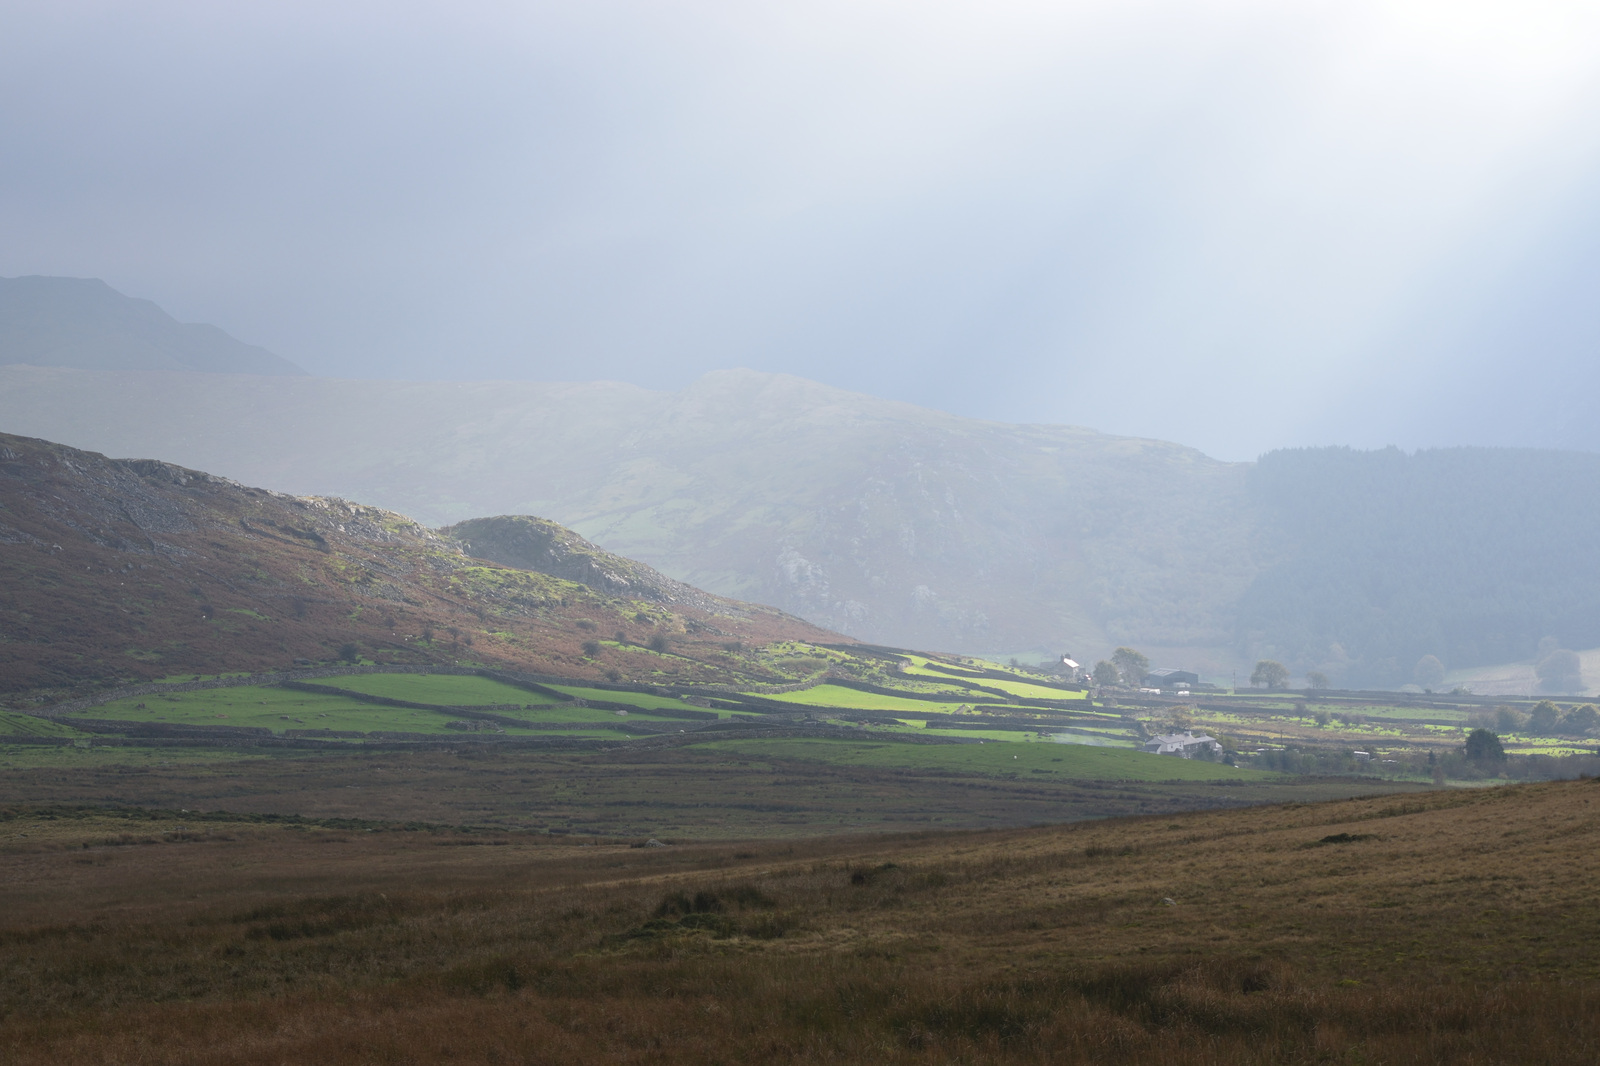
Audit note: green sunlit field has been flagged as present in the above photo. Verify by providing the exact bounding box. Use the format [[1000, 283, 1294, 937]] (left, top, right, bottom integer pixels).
[[545, 685, 755, 719], [315, 673, 559, 706], [0, 711, 87, 738], [752, 684, 973, 714], [80, 687, 622, 737]]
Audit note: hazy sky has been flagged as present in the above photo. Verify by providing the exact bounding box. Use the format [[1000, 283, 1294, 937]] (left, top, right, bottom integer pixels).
[[4, 1, 1600, 459]]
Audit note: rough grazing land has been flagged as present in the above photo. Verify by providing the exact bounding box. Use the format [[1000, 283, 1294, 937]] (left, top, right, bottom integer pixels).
[[2, 779, 1598, 1064], [0, 743, 1417, 837]]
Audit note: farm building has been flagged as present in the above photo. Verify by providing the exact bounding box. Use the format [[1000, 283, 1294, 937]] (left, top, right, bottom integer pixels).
[[1143, 668, 1199, 690], [1142, 731, 1222, 758]]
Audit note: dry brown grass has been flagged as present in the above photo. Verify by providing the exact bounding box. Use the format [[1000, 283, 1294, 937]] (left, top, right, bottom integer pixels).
[[5, 779, 1600, 1063]]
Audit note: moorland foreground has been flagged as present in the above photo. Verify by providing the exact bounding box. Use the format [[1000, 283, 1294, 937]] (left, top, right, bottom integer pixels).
[[5, 779, 1600, 1064]]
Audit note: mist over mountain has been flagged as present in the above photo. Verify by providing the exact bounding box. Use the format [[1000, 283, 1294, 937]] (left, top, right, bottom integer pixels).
[[1240, 447, 1600, 687], [0, 276, 305, 376], [7, 361, 1600, 689]]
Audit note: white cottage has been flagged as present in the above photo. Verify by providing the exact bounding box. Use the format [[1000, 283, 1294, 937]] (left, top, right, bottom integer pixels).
[[1142, 731, 1223, 759]]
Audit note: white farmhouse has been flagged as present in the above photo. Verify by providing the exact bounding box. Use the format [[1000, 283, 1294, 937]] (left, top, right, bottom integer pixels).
[[1142, 731, 1223, 759]]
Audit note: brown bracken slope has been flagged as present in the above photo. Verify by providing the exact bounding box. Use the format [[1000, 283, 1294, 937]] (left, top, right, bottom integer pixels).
[[0, 432, 842, 699]]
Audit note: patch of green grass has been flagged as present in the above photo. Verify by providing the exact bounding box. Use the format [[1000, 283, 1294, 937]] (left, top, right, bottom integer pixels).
[[320, 673, 558, 706], [966, 677, 1087, 700], [696, 736, 1281, 781], [544, 685, 740, 717], [752, 684, 973, 714], [83, 686, 649, 738], [0, 712, 88, 739], [87, 687, 464, 735]]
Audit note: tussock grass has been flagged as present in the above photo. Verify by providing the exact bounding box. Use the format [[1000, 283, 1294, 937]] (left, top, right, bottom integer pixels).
[[4, 779, 1600, 1062]]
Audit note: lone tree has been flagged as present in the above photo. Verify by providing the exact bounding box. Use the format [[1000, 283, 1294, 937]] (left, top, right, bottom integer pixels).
[[1092, 660, 1120, 687], [1306, 670, 1330, 690], [1464, 728, 1506, 765], [1413, 655, 1446, 691], [1250, 660, 1289, 689], [1111, 647, 1150, 686]]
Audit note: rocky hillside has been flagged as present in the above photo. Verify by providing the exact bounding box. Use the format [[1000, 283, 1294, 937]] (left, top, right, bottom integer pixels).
[[442, 515, 728, 614], [0, 432, 841, 699]]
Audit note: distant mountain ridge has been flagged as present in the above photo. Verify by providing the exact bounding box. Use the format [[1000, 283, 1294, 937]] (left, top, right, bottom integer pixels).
[[0, 276, 305, 375], [5, 363, 1600, 689]]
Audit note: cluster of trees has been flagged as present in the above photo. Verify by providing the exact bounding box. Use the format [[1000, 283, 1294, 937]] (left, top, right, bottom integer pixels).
[[1240, 446, 1600, 687], [1091, 647, 1150, 688], [1470, 700, 1600, 737]]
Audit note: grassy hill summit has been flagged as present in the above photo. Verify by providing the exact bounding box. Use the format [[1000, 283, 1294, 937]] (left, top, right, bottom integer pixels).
[[442, 514, 727, 613], [0, 276, 305, 376]]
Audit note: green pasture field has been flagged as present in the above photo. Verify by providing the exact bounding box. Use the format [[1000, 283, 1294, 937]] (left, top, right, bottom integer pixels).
[[1311, 704, 1471, 723], [878, 719, 1104, 744], [80, 686, 625, 737], [86, 686, 460, 734], [698, 736, 1280, 782], [889, 672, 1078, 702], [963, 677, 1087, 701], [1505, 739, 1600, 756], [919, 728, 1062, 743], [1197, 709, 1417, 739], [79, 675, 720, 736], [317, 673, 560, 706], [544, 684, 754, 718], [901, 667, 1085, 699], [1049, 730, 1138, 747], [0, 711, 86, 738], [753, 683, 973, 714]]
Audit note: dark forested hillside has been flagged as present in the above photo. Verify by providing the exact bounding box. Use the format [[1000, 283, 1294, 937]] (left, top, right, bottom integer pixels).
[[1239, 446, 1600, 687]]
